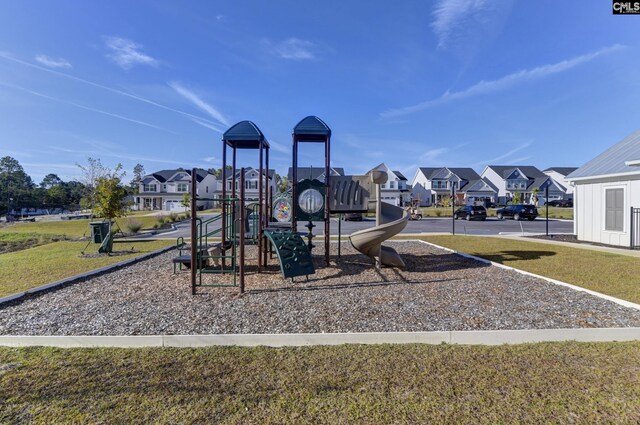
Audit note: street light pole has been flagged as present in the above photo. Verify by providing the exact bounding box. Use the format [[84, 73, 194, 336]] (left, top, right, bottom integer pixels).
[[451, 182, 456, 235]]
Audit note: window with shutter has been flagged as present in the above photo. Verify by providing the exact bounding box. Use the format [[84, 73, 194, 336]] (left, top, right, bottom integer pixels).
[[605, 188, 624, 231]]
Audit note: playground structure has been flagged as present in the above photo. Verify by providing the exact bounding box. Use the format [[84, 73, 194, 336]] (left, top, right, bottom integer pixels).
[[349, 165, 409, 269], [181, 117, 410, 294]]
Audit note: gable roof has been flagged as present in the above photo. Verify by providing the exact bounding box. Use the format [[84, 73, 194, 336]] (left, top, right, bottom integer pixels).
[[486, 165, 546, 179], [567, 129, 640, 180], [392, 171, 407, 181], [223, 167, 276, 180], [543, 167, 578, 176], [146, 168, 211, 183], [287, 167, 344, 181], [418, 167, 481, 182], [459, 178, 498, 194]]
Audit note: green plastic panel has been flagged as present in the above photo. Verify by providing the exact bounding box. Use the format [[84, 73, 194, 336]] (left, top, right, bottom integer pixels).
[[264, 230, 315, 279]]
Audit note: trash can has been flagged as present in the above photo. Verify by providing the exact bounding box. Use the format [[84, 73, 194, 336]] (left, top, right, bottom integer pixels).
[[89, 221, 111, 244]]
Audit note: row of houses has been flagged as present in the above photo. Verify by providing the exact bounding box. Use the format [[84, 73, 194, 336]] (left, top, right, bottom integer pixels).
[[134, 168, 279, 211], [411, 165, 575, 207], [134, 163, 575, 211]]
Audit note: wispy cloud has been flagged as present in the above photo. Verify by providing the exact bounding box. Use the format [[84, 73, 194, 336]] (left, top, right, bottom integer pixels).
[[432, 0, 491, 49], [0, 82, 173, 133], [169, 82, 230, 127], [49, 145, 194, 167], [190, 117, 224, 133], [270, 38, 317, 60], [34, 55, 72, 69], [105, 36, 159, 69], [472, 141, 532, 167], [0, 52, 223, 128], [268, 140, 291, 155], [381, 44, 624, 119]]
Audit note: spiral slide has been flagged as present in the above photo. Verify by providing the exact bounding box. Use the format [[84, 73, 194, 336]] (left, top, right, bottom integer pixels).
[[349, 201, 409, 268]]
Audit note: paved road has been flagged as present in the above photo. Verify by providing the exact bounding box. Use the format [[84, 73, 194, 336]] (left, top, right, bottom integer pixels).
[[149, 214, 573, 239]]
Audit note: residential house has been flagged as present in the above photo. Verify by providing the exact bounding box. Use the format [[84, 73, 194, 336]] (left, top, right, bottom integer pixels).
[[543, 167, 578, 199], [366, 163, 411, 206], [481, 165, 565, 205], [135, 168, 216, 211], [286, 167, 345, 182], [567, 130, 640, 248], [411, 167, 498, 207], [223, 167, 278, 201]]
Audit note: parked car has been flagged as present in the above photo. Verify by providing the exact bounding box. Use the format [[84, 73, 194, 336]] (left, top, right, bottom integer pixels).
[[544, 199, 573, 208], [496, 204, 538, 221], [453, 205, 487, 221], [343, 212, 363, 221]]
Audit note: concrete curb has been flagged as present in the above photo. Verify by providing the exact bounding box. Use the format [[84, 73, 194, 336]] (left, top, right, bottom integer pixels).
[[0, 245, 176, 306], [0, 328, 638, 348], [416, 240, 640, 311]]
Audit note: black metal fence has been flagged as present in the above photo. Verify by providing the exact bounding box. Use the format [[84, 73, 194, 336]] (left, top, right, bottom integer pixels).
[[631, 207, 640, 250]]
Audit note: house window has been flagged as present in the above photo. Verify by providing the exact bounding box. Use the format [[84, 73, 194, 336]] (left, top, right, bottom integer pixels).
[[520, 183, 526, 189], [206, 186, 209, 193], [605, 188, 624, 232], [143, 184, 157, 192], [381, 183, 386, 189], [389, 181, 395, 189], [177, 183, 188, 192], [162, 184, 167, 191]]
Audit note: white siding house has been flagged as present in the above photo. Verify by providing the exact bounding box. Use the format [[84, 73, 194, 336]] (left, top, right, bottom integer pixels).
[[481, 165, 566, 205], [135, 169, 217, 211], [224, 167, 278, 201], [411, 167, 497, 207], [543, 167, 578, 199], [367, 164, 411, 206], [567, 130, 640, 248]]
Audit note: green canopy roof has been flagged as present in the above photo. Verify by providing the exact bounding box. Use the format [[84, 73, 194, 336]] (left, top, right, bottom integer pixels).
[[223, 121, 270, 149], [293, 116, 331, 141]]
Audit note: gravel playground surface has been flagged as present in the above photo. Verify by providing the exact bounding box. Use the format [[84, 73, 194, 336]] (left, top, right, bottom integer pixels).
[[1, 241, 639, 335]]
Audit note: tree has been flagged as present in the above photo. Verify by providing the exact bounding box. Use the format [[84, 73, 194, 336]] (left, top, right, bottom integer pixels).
[[278, 176, 289, 193], [130, 163, 145, 194], [181, 192, 190, 211], [210, 165, 232, 178], [45, 185, 68, 209], [93, 164, 129, 221], [76, 157, 108, 213], [0, 156, 34, 215], [40, 173, 63, 189], [512, 191, 522, 204]]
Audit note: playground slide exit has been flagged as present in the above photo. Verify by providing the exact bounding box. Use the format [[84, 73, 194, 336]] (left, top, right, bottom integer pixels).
[[349, 201, 409, 268]]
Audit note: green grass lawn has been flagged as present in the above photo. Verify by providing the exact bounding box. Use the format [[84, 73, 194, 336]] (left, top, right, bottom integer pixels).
[[1, 342, 638, 423], [0, 214, 187, 238], [418, 235, 640, 304], [0, 239, 173, 297]]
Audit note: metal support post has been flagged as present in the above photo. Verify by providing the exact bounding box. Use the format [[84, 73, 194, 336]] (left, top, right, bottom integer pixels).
[[239, 168, 245, 293], [190, 167, 197, 295]]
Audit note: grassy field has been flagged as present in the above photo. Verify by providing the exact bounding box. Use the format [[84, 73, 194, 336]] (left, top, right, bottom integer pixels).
[[1, 342, 638, 423], [0, 214, 188, 238], [418, 235, 640, 304], [419, 206, 572, 219], [0, 239, 173, 297]]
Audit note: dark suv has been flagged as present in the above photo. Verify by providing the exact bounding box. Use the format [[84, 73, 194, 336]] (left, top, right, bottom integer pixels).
[[453, 205, 487, 221], [496, 204, 538, 221]]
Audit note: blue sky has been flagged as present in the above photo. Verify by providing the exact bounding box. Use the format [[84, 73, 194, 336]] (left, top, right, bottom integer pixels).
[[1, 0, 639, 184]]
